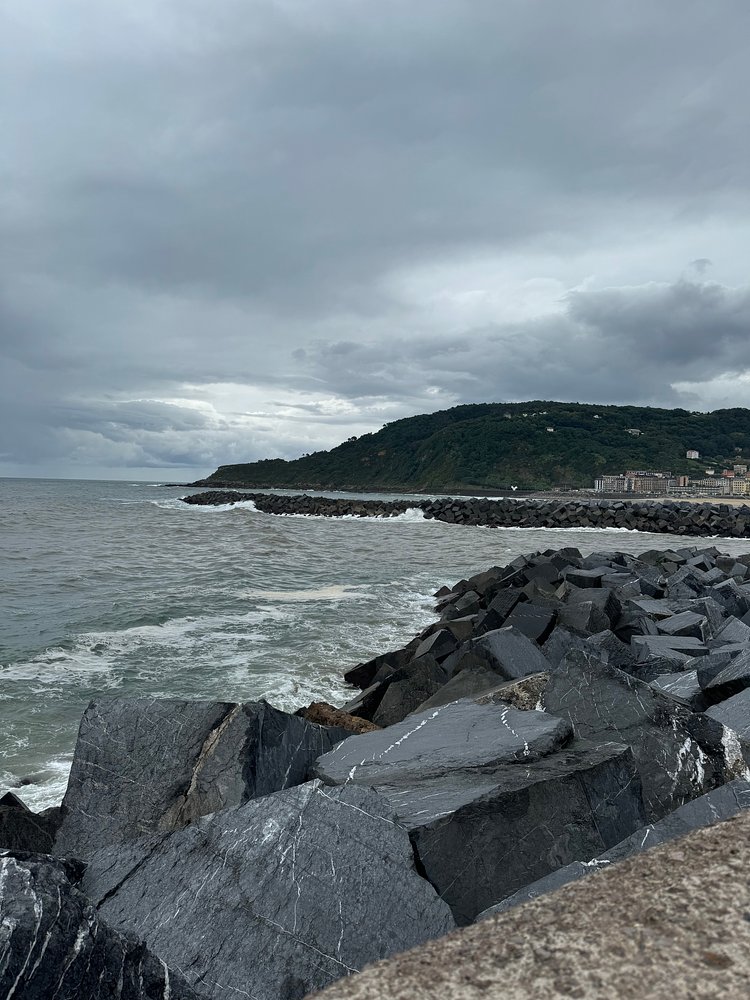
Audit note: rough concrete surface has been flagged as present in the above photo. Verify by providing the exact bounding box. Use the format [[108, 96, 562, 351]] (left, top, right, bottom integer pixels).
[[308, 810, 750, 1000]]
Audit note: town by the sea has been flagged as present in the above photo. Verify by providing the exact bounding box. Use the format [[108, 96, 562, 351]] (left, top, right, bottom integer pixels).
[[4, 476, 750, 811]]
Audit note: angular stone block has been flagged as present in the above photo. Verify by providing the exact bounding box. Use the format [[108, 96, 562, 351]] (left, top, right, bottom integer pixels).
[[477, 779, 750, 919], [372, 655, 448, 727], [404, 740, 645, 924], [697, 649, 750, 704], [705, 688, 750, 745], [315, 699, 572, 787], [656, 610, 708, 640], [0, 854, 198, 999], [650, 671, 707, 711], [562, 567, 607, 588], [542, 626, 592, 667], [543, 650, 720, 820], [631, 635, 709, 661], [558, 601, 610, 636], [343, 646, 414, 689], [83, 782, 455, 1000], [502, 601, 557, 643], [413, 628, 459, 661], [413, 665, 509, 712], [55, 697, 349, 859], [470, 626, 551, 680], [0, 795, 60, 853]]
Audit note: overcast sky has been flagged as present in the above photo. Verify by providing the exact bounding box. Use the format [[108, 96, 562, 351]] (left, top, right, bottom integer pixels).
[[2, 1, 749, 480]]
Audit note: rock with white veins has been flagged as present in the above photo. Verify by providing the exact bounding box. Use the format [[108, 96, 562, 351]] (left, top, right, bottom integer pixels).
[[476, 778, 750, 919], [82, 781, 455, 1000], [0, 854, 199, 1000], [313, 705, 645, 925], [54, 696, 350, 860], [313, 699, 572, 787], [543, 650, 723, 821], [376, 740, 645, 925]]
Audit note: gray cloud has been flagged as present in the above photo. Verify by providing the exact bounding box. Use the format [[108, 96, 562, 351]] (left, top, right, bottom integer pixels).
[[1, 1, 750, 477]]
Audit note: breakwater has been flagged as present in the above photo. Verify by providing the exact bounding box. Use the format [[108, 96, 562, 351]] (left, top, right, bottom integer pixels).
[[4, 540, 750, 998], [183, 490, 750, 537]]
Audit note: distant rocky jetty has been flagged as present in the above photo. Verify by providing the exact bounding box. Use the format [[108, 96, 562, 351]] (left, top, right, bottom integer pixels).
[[182, 490, 750, 537], [3, 543, 750, 998]]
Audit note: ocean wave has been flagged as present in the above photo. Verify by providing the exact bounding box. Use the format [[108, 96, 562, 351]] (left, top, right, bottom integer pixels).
[[272, 506, 427, 522], [178, 499, 260, 513], [3, 757, 73, 812]]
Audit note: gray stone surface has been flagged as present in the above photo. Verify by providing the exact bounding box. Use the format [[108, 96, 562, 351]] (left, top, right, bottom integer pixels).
[[705, 688, 750, 743], [477, 779, 750, 918], [541, 625, 591, 666], [656, 610, 707, 639], [0, 854, 198, 1000], [372, 655, 448, 727], [0, 796, 60, 853], [314, 699, 572, 787], [55, 696, 349, 859], [543, 650, 719, 820], [501, 602, 557, 643], [470, 626, 551, 679], [631, 634, 709, 660], [649, 670, 706, 710], [697, 649, 750, 704], [83, 781, 455, 1000], [310, 809, 750, 1000], [412, 665, 506, 711], [403, 740, 645, 924]]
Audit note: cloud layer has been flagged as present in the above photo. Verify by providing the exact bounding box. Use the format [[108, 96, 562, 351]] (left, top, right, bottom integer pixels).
[[2, 0, 749, 478]]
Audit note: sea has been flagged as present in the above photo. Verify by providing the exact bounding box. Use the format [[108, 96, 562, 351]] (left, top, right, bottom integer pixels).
[[4, 476, 750, 812]]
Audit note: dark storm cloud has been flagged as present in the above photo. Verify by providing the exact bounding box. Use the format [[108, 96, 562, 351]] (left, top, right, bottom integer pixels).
[[300, 278, 750, 406], [1, 0, 750, 476]]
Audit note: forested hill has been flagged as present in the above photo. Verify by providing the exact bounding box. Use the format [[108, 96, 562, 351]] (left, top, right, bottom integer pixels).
[[194, 401, 750, 492]]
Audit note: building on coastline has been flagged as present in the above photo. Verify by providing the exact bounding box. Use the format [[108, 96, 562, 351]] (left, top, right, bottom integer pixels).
[[593, 467, 750, 496], [593, 470, 672, 494], [686, 449, 700, 459]]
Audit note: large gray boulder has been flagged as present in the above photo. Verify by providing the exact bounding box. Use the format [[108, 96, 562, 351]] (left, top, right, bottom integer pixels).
[[0, 792, 60, 853], [55, 696, 349, 859], [314, 699, 572, 786], [82, 781, 454, 1000], [314, 706, 644, 925], [478, 779, 750, 919], [0, 854, 198, 1000], [543, 650, 722, 820], [400, 740, 645, 924]]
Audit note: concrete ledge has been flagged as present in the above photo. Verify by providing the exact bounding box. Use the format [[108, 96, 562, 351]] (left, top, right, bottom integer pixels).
[[308, 810, 750, 999]]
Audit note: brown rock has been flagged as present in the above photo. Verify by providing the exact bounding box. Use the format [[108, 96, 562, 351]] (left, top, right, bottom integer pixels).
[[297, 702, 381, 734]]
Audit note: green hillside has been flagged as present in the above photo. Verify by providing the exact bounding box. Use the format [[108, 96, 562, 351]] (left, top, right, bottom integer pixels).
[[197, 401, 750, 492]]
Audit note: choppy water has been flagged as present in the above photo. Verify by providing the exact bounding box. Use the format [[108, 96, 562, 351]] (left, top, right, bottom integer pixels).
[[3, 476, 750, 810]]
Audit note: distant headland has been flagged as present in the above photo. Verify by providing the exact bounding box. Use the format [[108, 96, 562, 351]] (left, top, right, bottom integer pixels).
[[189, 400, 750, 494]]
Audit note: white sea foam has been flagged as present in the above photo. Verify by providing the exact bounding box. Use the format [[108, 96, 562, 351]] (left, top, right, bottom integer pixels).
[[0, 648, 120, 685], [186, 499, 260, 513], [272, 507, 427, 522], [6, 758, 72, 811], [392, 508, 427, 522], [242, 585, 365, 602]]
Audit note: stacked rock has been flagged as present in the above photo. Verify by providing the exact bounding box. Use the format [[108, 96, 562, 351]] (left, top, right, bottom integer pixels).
[[3, 544, 750, 999], [182, 490, 750, 537], [182, 490, 415, 517]]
